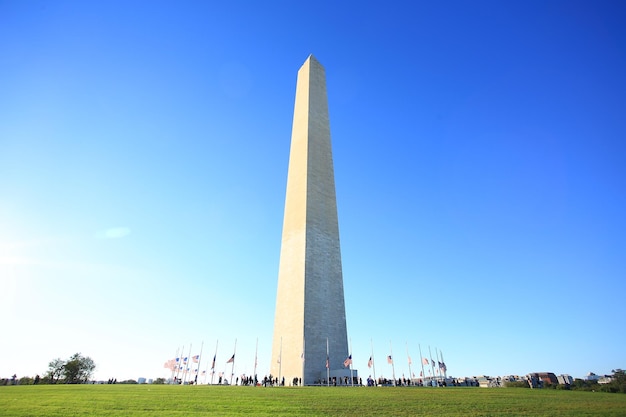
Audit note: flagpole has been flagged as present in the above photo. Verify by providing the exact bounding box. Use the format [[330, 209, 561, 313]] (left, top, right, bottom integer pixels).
[[253, 337, 258, 385], [437, 348, 447, 380], [418, 344, 426, 385], [175, 345, 184, 382], [389, 340, 396, 386], [440, 349, 447, 379], [326, 337, 330, 387], [194, 341, 204, 385], [435, 346, 439, 381], [406, 341, 413, 385], [301, 336, 305, 386], [230, 339, 237, 385], [170, 347, 179, 383], [435, 347, 441, 382], [370, 338, 377, 385], [428, 346, 436, 385], [211, 340, 218, 385], [349, 337, 354, 387], [183, 343, 193, 384], [278, 336, 282, 386]]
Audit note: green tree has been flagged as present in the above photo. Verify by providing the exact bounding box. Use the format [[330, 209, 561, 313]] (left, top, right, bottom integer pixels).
[[118, 379, 138, 384], [63, 353, 96, 384], [571, 378, 598, 391], [602, 369, 626, 394], [18, 376, 34, 385], [612, 369, 625, 384], [47, 358, 65, 384], [504, 380, 530, 388]]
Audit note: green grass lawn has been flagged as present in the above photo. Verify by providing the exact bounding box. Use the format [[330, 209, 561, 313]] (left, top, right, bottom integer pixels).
[[1, 385, 625, 416]]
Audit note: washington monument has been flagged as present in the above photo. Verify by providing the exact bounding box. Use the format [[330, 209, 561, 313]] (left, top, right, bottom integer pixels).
[[271, 55, 351, 384]]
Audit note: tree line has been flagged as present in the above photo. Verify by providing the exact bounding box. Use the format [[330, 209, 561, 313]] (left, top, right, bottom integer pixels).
[[2, 353, 96, 385], [3, 352, 169, 386]]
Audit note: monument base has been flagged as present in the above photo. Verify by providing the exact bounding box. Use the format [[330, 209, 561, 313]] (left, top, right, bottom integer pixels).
[[312, 368, 359, 386]]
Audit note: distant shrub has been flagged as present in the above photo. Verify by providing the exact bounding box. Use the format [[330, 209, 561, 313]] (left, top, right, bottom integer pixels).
[[570, 370, 626, 394], [18, 377, 34, 385], [571, 378, 597, 391], [504, 381, 530, 388]]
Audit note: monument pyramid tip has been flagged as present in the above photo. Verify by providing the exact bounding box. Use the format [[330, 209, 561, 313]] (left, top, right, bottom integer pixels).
[[304, 54, 324, 69]]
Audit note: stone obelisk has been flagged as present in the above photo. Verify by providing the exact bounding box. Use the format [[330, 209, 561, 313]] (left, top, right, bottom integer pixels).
[[271, 55, 349, 385]]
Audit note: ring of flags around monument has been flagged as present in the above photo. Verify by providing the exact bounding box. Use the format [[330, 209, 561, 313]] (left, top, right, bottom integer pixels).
[[163, 340, 448, 385]]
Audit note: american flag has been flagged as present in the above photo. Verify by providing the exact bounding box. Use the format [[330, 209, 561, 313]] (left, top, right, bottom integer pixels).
[[163, 359, 176, 371], [408, 355, 412, 365], [192, 355, 200, 363], [226, 354, 235, 364], [367, 356, 373, 368], [343, 355, 352, 367], [387, 355, 393, 364], [422, 357, 429, 365], [325, 356, 329, 369], [211, 355, 216, 370]]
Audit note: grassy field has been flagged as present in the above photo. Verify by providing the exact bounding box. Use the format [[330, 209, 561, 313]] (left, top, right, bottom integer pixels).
[[1, 385, 626, 416]]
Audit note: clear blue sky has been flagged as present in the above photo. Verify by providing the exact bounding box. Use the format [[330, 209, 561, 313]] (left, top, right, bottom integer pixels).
[[1, 0, 624, 382]]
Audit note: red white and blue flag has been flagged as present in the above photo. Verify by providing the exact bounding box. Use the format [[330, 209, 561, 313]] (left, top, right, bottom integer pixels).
[[343, 355, 352, 367]]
